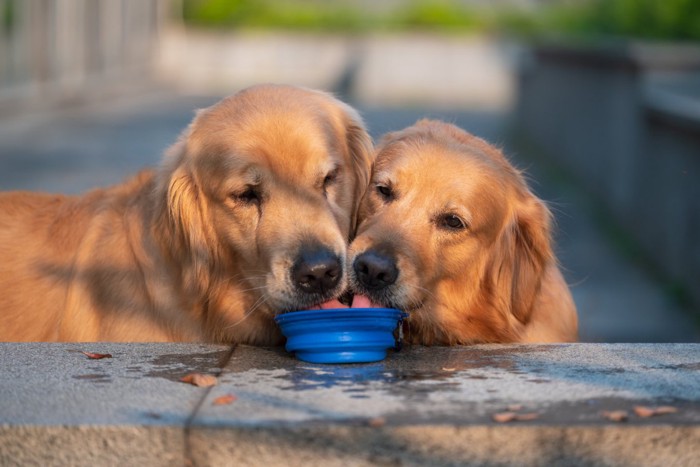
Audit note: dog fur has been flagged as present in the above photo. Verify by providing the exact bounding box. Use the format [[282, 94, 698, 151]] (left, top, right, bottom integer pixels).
[[348, 119, 578, 344], [0, 84, 373, 343]]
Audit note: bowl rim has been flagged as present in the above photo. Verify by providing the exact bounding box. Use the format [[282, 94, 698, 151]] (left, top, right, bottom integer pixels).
[[274, 307, 407, 324]]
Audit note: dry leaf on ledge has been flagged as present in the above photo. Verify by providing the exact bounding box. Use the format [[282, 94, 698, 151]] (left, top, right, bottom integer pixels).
[[81, 351, 112, 360], [633, 405, 677, 418], [367, 417, 387, 428], [180, 373, 218, 387], [601, 410, 628, 422], [492, 412, 517, 423], [212, 394, 237, 406], [492, 411, 539, 423]]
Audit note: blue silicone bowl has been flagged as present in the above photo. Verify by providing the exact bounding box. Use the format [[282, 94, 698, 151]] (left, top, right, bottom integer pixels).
[[275, 308, 407, 364]]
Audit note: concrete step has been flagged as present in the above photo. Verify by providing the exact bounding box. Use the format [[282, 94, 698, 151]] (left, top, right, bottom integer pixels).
[[1, 343, 699, 466]]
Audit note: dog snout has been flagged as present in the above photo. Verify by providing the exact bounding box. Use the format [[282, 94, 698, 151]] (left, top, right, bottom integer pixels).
[[292, 247, 342, 295], [353, 251, 398, 290]]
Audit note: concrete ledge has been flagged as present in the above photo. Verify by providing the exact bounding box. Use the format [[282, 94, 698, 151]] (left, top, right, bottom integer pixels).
[[191, 426, 700, 466], [2, 344, 699, 466], [1, 426, 185, 467]]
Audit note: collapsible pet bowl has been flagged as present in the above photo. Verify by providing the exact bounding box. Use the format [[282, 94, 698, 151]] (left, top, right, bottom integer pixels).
[[275, 308, 407, 364]]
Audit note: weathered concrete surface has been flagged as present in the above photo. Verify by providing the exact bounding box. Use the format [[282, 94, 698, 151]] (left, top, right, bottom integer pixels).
[[203, 344, 700, 425], [0, 343, 231, 466], [2, 344, 698, 466], [192, 344, 700, 466], [191, 425, 700, 467]]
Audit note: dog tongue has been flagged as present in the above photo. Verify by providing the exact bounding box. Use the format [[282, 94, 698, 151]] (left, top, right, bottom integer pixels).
[[351, 294, 379, 308], [318, 299, 348, 309], [308, 295, 380, 310]]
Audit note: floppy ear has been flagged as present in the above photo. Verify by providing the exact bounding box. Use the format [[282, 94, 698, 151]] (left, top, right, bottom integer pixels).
[[342, 109, 374, 237], [493, 194, 554, 325], [157, 140, 214, 296]]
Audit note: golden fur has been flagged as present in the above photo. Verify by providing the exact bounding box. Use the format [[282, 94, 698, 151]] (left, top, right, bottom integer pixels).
[[348, 120, 578, 344], [0, 84, 373, 343]]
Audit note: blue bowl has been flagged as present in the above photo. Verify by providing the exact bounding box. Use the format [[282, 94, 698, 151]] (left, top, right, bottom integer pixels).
[[274, 308, 407, 364]]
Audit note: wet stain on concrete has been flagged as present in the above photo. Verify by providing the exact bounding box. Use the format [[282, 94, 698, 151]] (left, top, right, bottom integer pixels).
[[645, 362, 700, 371], [145, 350, 232, 382], [143, 411, 162, 420], [579, 367, 628, 375], [73, 373, 112, 384], [445, 345, 556, 371], [262, 345, 565, 398]]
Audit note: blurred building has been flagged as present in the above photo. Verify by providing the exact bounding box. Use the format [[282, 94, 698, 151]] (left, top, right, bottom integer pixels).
[[0, 0, 169, 117]]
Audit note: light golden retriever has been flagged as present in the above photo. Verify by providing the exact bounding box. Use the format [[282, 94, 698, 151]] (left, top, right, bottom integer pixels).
[[348, 120, 578, 344], [0, 84, 373, 343]]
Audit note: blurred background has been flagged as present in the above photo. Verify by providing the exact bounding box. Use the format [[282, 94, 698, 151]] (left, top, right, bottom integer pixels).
[[1, 0, 699, 342]]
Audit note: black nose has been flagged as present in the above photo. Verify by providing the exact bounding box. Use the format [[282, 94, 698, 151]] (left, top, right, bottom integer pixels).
[[353, 251, 398, 290], [292, 247, 342, 295]]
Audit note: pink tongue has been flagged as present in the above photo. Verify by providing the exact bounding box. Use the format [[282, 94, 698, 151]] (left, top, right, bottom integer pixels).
[[308, 295, 381, 310], [351, 294, 379, 308], [318, 299, 348, 309]]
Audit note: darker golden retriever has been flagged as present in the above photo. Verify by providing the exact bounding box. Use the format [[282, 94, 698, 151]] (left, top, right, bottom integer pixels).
[[0, 84, 373, 343], [348, 120, 578, 344]]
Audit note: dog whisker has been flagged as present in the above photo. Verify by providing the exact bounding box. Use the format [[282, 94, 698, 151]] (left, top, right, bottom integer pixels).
[[233, 284, 270, 294], [223, 293, 271, 331], [221, 272, 268, 284]]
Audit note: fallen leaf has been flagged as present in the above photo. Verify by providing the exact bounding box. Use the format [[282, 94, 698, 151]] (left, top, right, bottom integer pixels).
[[81, 351, 112, 360], [633, 406, 655, 418], [212, 394, 237, 406], [180, 373, 218, 387], [367, 417, 386, 427], [492, 412, 517, 423], [654, 406, 678, 415], [601, 410, 628, 422], [633, 405, 677, 418], [493, 407, 539, 423]]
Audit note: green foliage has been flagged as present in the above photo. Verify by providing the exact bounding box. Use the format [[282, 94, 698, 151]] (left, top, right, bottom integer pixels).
[[181, 0, 492, 33], [529, 0, 700, 41], [2, 0, 14, 32], [180, 0, 700, 41], [182, 0, 367, 32], [392, 1, 482, 32]]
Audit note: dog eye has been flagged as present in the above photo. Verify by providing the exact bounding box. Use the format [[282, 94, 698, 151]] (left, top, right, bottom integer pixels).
[[375, 184, 393, 200], [439, 214, 468, 231], [322, 169, 340, 197], [232, 187, 261, 205], [323, 169, 339, 188]]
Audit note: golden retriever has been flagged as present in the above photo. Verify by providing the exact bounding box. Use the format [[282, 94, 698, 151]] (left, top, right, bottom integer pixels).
[[0, 84, 373, 343], [347, 120, 578, 344]]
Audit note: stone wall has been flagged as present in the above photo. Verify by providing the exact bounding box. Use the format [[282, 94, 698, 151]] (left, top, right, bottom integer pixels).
[[0, 0, 168, 116], [516, 41, 700, 307]]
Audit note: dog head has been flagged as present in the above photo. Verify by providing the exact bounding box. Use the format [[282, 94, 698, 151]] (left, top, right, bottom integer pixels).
[[156, 84, 373, 340], [348, 120, 553, 344]]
